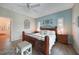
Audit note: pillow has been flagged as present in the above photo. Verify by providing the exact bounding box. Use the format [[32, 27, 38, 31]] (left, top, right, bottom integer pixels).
[[40, 30, 47, 35], [46, 31, 55, 35], [40, 30, 55, 36]]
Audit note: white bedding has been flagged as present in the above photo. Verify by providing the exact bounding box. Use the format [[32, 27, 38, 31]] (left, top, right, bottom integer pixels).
[[26, 31, 56, 54], [27, 33, 45, 41], [48, 35, 56, 54]]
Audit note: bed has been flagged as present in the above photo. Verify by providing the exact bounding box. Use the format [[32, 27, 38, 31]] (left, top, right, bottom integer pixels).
[[22, 27, 57, 55]]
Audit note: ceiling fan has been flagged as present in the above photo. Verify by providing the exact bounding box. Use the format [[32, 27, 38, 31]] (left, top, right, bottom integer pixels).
[[17, 3, 40, 9], [26, 3, 40, 8]]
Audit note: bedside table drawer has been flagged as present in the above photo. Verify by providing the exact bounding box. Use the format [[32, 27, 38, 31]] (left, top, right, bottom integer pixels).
[[57, 34, 68, 44]]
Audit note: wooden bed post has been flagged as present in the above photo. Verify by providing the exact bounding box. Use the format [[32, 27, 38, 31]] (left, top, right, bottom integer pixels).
[[44, 36, 49, 55], [22, 31, 25, 41]]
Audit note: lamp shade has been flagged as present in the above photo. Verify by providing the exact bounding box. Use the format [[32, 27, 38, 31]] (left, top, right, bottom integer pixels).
[[57, 18, 65, 34], [37, 22, 40, 31]]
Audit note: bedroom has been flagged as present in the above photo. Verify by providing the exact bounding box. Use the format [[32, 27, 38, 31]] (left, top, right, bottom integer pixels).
[[0, 3, 79, 55]]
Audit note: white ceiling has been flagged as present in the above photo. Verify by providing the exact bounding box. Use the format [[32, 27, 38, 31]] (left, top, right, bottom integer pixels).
[[0, 3, 74, 18]]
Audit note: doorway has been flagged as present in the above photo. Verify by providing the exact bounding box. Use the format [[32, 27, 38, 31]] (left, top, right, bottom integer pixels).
[[0, 17, 11, 50]]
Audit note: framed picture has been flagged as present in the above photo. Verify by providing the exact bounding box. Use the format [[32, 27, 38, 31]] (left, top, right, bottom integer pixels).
[[41, 19, 53, 28]]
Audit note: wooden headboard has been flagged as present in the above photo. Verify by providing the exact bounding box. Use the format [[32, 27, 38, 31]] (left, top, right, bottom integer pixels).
[[40, 26, 57, 40], [40, 26, 56, 30], [40, 26, 57, 33]]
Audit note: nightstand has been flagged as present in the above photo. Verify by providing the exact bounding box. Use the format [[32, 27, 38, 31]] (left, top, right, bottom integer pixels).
[[57, 34, 68, 44]]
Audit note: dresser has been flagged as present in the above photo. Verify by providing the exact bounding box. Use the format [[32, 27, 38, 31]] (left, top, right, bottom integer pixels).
[[57, 34, 68, 44]]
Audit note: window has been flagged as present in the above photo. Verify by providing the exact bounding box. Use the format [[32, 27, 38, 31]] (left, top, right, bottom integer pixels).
[[24, 19, 30, 29]]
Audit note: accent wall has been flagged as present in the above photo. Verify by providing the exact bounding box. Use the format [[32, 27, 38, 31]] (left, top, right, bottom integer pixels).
[[36, 9, 72, 44]]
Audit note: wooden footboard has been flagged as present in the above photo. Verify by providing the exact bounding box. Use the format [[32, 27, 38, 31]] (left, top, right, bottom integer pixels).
[[22, 31, 49, 55], [43, 36, 49, 55], [22, 31, 37, 47]]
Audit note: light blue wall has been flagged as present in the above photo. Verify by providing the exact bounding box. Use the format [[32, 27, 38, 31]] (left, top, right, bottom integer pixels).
[[36, 9, 72, 43]]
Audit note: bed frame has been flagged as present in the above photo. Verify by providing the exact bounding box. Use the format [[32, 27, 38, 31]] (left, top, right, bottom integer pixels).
[[22, 27, 57, 55]]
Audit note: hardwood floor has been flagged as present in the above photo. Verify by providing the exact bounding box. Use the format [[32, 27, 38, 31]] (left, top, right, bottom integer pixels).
[[0, 40, 77, 55], [33, 42, 77, 55], [51, 42, 77, 55]]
